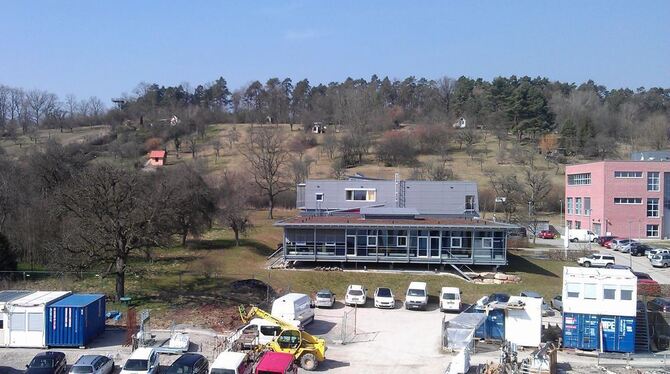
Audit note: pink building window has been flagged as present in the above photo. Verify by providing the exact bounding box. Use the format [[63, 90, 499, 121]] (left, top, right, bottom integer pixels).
[[647, 224, 659, 238]]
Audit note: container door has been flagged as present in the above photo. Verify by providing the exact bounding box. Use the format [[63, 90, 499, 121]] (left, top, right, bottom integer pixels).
[[562, 313, 580, 349], [488, 310, 505, 340], [617, 317, 635, 353], [600, 317, 617, 352], [582, 314, 600, 350]]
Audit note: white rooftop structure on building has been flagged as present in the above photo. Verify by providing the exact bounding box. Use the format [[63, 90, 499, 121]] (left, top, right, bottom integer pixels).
[[6, 291, 71, 347], [0, 290, 35, 347], [562, 267, 637, 317]]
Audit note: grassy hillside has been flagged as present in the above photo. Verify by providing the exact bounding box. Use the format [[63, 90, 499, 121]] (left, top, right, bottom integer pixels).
[[0, 125, 110, 157]]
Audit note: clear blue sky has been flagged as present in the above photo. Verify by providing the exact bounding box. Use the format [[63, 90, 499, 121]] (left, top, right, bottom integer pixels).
[[1, 0, 668, 103]]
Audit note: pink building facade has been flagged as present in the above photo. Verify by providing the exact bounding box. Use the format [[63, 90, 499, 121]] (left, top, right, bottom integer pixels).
[[565, 161, 670, 239]]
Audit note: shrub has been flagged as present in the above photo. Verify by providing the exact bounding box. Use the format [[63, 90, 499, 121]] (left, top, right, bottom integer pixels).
[[414, 125, 449, 154], [376, 131, 418, 166]]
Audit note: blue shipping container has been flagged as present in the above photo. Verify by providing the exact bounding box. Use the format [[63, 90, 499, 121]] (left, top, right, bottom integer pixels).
[[46, 294, 106, 347], [471, 308, 505, 340], [563, 313, 636, 353]]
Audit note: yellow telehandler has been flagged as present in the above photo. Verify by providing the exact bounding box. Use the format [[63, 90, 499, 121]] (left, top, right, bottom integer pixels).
[[238, 305, 327, 370]]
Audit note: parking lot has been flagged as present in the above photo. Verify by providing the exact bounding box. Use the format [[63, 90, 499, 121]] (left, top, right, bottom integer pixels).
[[303, 301, 453, 373], [534, 238, 670, 284]]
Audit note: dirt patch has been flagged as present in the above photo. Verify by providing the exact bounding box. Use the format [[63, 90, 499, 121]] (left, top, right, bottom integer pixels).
[[153, 304, 241, 333], [229, 278, 276, 304]]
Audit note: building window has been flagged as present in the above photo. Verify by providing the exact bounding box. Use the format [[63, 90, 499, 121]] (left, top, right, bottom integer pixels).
[[615, 171, 643, 178], [567, 198, 573, 214], [575, 221, 581, 229], [315, 193, 323, 201], [345, 188, 376, 202], [647, 224, 659, 238], [603, 286, 616, 300], [566, 283, 580, 299], [27, 313, 44, 332], [584, 197, 591, 216], [647, 198, 659, 217], [567, 220, 572, 229], [575, 198, 582, 215], [584, 284, 597, 300], [465, 195, 475, 211], [614, 198, 642, 205], [648, 172, 660, 191], [620, 287, 633, 301], [451, 237, 462, 248], [482, 237, 493, 249], [567, 173, 591, 185], [397, 236, 407, 247], [367, 236, 377, 247], [10, 313, 25, 331]]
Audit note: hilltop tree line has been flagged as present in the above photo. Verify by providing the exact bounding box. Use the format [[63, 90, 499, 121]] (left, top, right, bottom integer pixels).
[[111, 75, 669, 157], [0, 85, 105, 137]]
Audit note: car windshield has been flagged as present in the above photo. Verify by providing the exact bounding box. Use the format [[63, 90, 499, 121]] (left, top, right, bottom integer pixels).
[[70, 366, 94, 374], [166, 365, 193, 374], [653, 255, 662, 260], [210, 370, 236, 374], [522, 292, 541, 298], [491, 294, 510, 302], [124, 359, 149, 371], [317, 292, 331, 298], [349, 290, 363, 296], [442, 293, 456, 300], [408, 289, 425, 297], [29, 358, 55, 368], [377, 288, 392, 297], [636, 273, 651, 280]]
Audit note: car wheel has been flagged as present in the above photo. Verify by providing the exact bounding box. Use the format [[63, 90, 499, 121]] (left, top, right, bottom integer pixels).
[[664, 263, 669, 268], [584, 261, 591, 267], [570, 238, 577, 242], [606, 263, 613, 268]]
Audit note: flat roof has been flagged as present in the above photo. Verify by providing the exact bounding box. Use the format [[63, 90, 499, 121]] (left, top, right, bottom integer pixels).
[[0, 290, 33, 303], [563, 266, 636, 280], [276, 215, 512, 228], [10, 291, 71, 306], [50, 294, 105, 308]]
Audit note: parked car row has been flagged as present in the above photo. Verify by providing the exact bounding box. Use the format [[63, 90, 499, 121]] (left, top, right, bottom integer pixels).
[[23, 349, 296, 374], [331, 282, 462, 312]]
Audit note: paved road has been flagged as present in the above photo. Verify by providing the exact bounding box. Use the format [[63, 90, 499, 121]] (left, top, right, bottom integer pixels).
[[533, 237, 670, 284]]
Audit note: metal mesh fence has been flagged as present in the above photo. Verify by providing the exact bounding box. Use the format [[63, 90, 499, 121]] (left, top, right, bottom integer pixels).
[[341, 307, 356, 344]]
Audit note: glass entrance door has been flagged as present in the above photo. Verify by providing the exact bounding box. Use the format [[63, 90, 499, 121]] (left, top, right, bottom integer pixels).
[[418, 237, 428, 257], [346, 236, 356, 256]]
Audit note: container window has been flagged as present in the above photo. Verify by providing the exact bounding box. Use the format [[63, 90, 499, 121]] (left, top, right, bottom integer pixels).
[[315, 193, 324, 201], [27, 313, 43, 332], [10, 313, 25, 331], [583, 284, 597, 300], [603, 286, 616, 300], [566, 283, 580, 298], [620, 288, 633, 301]]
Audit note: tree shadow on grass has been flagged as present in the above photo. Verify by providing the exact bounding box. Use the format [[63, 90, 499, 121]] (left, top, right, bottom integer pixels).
[[505, 254, 560, 277], [187, 238, 275, 257]]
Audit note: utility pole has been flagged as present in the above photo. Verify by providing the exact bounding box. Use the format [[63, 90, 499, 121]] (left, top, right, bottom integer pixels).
[[628, 220, 633, 269]]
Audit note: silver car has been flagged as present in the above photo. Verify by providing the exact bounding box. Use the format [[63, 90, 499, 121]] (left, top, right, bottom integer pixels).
[[648, 248, 670, 260], [651, 253, 670, 268], [314, 289, 336, 308], [70, 355, 114, 374]]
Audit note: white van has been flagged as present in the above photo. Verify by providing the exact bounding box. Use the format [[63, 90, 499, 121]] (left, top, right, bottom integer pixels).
[[405, 282, 428, 310], [271, 293, 314, 328], [439, 287, 461, 312], [210, 352, 253, 374], [229, 318, 282, 349], [567, 229, 598, 242]]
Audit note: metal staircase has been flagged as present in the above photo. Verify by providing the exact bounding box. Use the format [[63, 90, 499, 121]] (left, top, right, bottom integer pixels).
[[635, 303, 651, 353]]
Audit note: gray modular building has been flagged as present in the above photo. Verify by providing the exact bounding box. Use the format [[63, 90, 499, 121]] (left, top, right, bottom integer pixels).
[[297, 178, 479, 217], [280, 178, 512, 266]]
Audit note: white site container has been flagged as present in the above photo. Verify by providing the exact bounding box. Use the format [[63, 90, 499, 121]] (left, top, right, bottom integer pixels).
[[7, 291, 71, 347], [504, 296, 543, 347], [562, 267, 637, 317], [271, 293, 314, 328], [0, 290, 35, 347]]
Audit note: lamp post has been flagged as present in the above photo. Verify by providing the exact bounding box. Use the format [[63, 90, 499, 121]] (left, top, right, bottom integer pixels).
[[628, 219, 633, 269]]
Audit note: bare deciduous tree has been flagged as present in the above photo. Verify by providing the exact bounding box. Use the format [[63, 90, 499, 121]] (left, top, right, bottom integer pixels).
[[239, 125, 290, 218], [216, 170, 252, 246], [211, 139, 222, 161]]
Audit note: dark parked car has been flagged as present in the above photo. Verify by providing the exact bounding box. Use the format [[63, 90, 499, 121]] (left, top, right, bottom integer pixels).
[[647, 298, 670, 312], [629, 243, 652, 256], [488, 293, 510, 303], [26, 352, 67, 374], [597, 236, 617, 246], [165, 353, 209, 374]]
